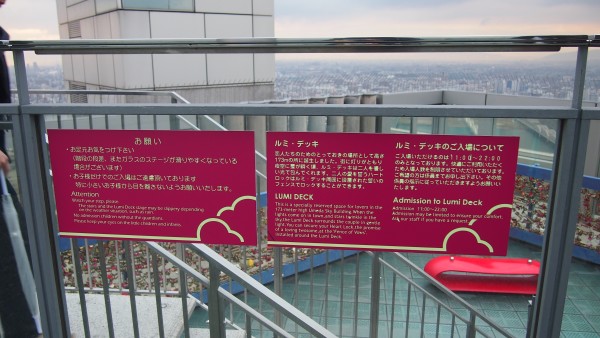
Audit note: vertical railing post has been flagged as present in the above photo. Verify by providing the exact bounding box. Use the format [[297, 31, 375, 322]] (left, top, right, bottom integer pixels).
[[369, 252, 381, 338], [531, 46, 590, 338], [209, 263, 225, 338], [11, 50, 70, 337], [527, 296, 536, 337], [123, 241, 140, 338], [273, 246, 283, 336], [466, 313, 476, 338]]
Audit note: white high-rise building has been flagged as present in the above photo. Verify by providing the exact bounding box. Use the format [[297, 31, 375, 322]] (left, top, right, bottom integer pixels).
[[55, 0, 275, 103]]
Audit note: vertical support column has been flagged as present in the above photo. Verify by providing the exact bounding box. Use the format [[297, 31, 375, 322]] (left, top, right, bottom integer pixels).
[[307, 97, 327, 132], [360, 94, 377, 133], [326, 96, 344, 132], [369, 253, 381, 338], [223, 115, 245, 131], [169, 115, 179, 130], [343, 95, 361, 132], [268, 100, 288, 132], [11, 50, 70, 337], [431, 117, 445, 134], [289, 98, 308, 131], [273, 247, 283, 333], [531, 46, 590, 338]]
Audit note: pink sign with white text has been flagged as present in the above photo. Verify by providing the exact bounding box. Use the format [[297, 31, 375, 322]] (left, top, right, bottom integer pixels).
[[267, 132, 519, 255], [48, 129, 257, 245]]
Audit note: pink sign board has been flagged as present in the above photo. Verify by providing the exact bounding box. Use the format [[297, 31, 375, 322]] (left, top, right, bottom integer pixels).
[[48, 129, 257, 245], [267, 132, 520, 255]]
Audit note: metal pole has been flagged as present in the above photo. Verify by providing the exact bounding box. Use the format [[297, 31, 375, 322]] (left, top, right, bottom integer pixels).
[[369, 252, 381, 338], [273, 246, 283, 335], [11, 50, 70, 337], [466, 312, 476, 338], [151, 252, 166, 338], [208, 263, 225, 338], [71, 239, 91, 338], [123, 241, 140, 338], [97, 240, 115, 338], [531, 46, 590, 338]]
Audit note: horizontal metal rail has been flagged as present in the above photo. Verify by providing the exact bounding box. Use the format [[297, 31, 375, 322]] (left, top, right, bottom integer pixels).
[[15, 89, 186, 100], [5, 103, 581, 119], [2, 35, 599, 54]]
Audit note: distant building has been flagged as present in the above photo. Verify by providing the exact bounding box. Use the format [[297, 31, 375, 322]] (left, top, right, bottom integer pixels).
[[55, 0, 275, 103]]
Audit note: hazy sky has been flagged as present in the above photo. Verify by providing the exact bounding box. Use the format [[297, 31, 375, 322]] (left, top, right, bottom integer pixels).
[[275, 0, 599, 37], [0, 0, 598, 65]]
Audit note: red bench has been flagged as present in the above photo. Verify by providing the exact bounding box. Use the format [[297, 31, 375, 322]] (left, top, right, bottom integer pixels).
[[424, 255, 540, 295]]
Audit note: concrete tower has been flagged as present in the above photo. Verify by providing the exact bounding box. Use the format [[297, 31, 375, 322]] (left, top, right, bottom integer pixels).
[[55, 0, 275, 103]]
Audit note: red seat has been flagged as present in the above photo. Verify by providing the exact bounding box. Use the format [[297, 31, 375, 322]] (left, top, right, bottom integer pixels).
[[424, 256, 540, 295]]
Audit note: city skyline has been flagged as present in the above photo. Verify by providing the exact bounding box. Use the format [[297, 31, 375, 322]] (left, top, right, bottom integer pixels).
[[14, 57, 600, 104], [0, 0, 598, 66]]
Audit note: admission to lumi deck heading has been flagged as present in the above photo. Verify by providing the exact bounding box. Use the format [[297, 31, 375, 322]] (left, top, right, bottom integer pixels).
[[393, 197, 483, 206]]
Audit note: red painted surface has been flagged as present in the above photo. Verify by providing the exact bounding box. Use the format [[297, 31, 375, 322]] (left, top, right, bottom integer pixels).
[[48, 129, 257, 245], [424, 255, 540, 294], [267, 132, 520, 255]]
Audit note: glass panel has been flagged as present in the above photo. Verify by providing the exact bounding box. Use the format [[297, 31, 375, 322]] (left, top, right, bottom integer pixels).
[[387, 117, 412, 134], [95, 0, 119, 13], [121, 0, 193, 11], [444, 117, 477, 135], [414, 117, 432, 134], [493, 118, 556, 169]]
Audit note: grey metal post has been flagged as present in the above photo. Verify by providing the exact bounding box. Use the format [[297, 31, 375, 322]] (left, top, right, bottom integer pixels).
[[432, 116, 446, 134], [289, 98, 308, 131], [169, 114, 180, 130], [11, 50, 70, 337], [360, 94, 377, 132], [176, 243, 185, 296], [466, 312, 476, 338], [307, 97, 327, 132], [123, 241, 140, 338], [98, 241, 116, 338], [71, 239, 91, 338], [268, 100, 288, 131], [369, 252, 381, 338], [224, 116, 245, 131], [531, 46, 590, 338], [343, 95, 361, 132], [151, 252, 166, 338], [209, 263, 226, 338], [273, 247, 284, 335], [326, 96, 344, 132]]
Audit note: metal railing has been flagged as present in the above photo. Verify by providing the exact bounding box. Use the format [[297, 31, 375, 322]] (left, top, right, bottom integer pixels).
[[1, 35, 599, 338]]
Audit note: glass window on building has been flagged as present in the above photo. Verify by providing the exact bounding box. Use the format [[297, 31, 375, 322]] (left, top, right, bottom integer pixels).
[[121, 0, 193, 11]]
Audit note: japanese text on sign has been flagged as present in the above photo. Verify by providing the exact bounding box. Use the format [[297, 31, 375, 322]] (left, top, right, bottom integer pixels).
[[49, 129, 257, 245], [267, 132, 520, 255]]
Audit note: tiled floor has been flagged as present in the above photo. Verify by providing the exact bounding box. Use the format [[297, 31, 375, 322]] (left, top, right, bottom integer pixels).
[[190, 239, 600, 337]]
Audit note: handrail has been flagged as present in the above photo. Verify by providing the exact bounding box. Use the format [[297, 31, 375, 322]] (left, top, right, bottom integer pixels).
[[185, 243, 338, 338], [2, 35, 599, 54], [383, 252, 515, 337], [145, 242, 301, 338]]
